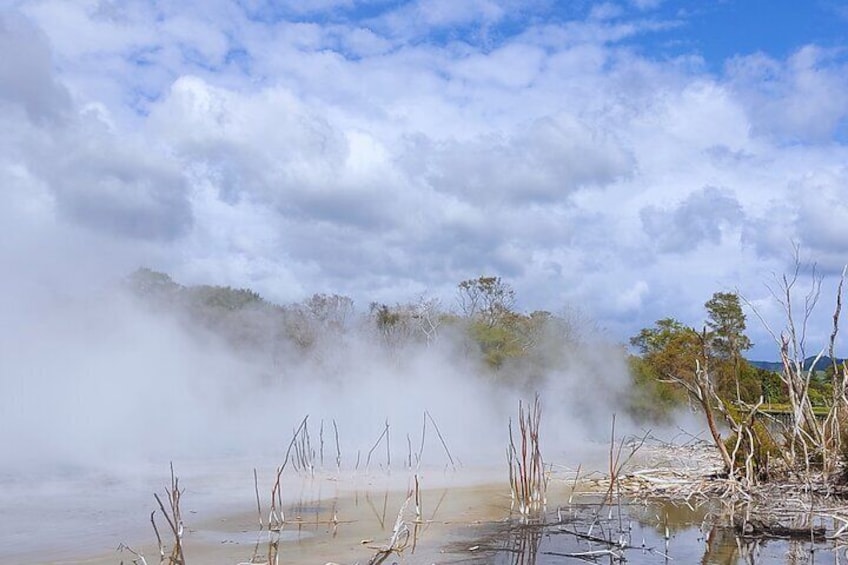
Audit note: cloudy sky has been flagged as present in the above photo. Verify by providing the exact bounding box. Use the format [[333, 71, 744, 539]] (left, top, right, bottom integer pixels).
[[2, 0, 847, 359]]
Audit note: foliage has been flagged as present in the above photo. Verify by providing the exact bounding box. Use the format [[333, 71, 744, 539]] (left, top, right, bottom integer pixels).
[[629, 294, 766, 415], [626, 356, 684, 422], [469, 317, 525, 369], [704, 292, 752, 360], [126, 267, 181, 298], [758, 367, 787, 404], [186, 285, 264, 311], [629, 318, 701, 383]]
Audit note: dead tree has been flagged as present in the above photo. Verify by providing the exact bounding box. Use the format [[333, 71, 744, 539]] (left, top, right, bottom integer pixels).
[[744, 247, 847, 478], [661, 331, 766, 484]]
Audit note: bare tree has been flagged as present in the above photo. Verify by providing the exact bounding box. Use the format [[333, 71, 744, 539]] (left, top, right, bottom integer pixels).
[[305, 293, 355, 332], [413, 295, 442, 346], [743, 246, 847, 477], [457, 276, 516, 327]]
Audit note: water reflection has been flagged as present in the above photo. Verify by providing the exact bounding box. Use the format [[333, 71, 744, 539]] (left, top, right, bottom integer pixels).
[[447, 498, 847, 564]]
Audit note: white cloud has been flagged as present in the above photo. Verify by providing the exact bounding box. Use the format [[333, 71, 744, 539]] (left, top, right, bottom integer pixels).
[[3, 2, 848, 361], [629, 0, 664, 10], [375, 0, 510, 38], [641, 186, 744, 253], [589, 3, 625, 21], [725, 46, 848, 142], [0, 10, 70, 121], [406, 114, 633, 205]]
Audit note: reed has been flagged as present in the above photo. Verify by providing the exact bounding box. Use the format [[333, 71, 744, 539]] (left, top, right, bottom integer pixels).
[[507, 394, 546, 517]]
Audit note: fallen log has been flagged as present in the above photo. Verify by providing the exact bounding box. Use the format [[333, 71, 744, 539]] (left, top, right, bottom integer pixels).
[[736, 520, 827, 541]]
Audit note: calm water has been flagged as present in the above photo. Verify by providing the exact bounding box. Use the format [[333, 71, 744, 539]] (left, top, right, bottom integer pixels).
[[5, 463, 846, 564], [441, 498, 848, 564]]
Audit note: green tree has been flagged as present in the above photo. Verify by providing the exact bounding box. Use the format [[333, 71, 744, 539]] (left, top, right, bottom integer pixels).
[[629, 318, 701, 384], [704, 292, 755, 402], [705, 292, 752, 359]]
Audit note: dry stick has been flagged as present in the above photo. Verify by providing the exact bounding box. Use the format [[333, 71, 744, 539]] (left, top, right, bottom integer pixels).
[[168, 462, 183, 536], [385, 419, 391, 471], [407, 434, 413, 469], [320, 419, 325, 470], [417, 412, 427, 468], [507, 419, 516, 505], [366, 421, 390, 471], [592, 418, 649, 534], [270, 415, 311, 528], [369, 495, 413, 565], [333, 419, 341, 472], [153, 491, 182, 564], [150, 511, 165, 562], [152, 462, 185, 565], [281, 415, 310, 471], [824, 266, 847, 478], [305, 420, 314, 476], [254, 468, 264, 529], [425, 410, 457, 470], [610, 416, 627, 530], [413, 474, 422, 522], [295, 424, 306, 472], [608, 414, 616, 506], [117, 543, 150, 565], [270, 465, 285, 528], [507, 395, 545, 517], [568, 464, 582, 505]]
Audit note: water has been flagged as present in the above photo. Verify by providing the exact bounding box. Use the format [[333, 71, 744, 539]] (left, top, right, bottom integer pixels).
[[441, 498, 848, 564], [5, 462, 847, 564]]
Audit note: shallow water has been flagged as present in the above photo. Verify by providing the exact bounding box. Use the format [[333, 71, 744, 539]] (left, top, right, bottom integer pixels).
[[5, 463, 848, 564], [442, 497, 848, 565]]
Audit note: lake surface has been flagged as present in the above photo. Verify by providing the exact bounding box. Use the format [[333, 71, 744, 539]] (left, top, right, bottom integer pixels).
[[440, 497, 847, 565], [3, 461, 846, 564]]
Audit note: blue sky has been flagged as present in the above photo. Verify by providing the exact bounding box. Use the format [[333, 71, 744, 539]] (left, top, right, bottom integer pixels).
[[234, 1, 848, 65], [2, 0, 848, 359], [623, 1, 847, 65]]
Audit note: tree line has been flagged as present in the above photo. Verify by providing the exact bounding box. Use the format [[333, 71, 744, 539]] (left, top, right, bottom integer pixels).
[[125, 270, 596, 388]]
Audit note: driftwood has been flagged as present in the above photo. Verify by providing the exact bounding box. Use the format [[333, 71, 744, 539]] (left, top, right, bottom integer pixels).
[[736, 519, 827, 541], [583, 438, 848, 547]]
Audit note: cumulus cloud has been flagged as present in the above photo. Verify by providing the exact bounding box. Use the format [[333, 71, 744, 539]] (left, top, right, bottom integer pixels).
[[402, 115, 633, 205], [0, 10, 70, 122], [2, 1, 847, 362], [725, 46, 848, 142], [641, 186, 744, 253], [47, 141, 192, 241]]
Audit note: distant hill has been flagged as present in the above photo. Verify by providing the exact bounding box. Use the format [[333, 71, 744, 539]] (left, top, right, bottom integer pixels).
[[748, 356, 846, 373]]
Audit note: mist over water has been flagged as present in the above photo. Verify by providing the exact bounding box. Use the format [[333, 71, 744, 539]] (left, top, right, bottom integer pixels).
[[1, 283, 635, 472], [0, 273, 642, 560]]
